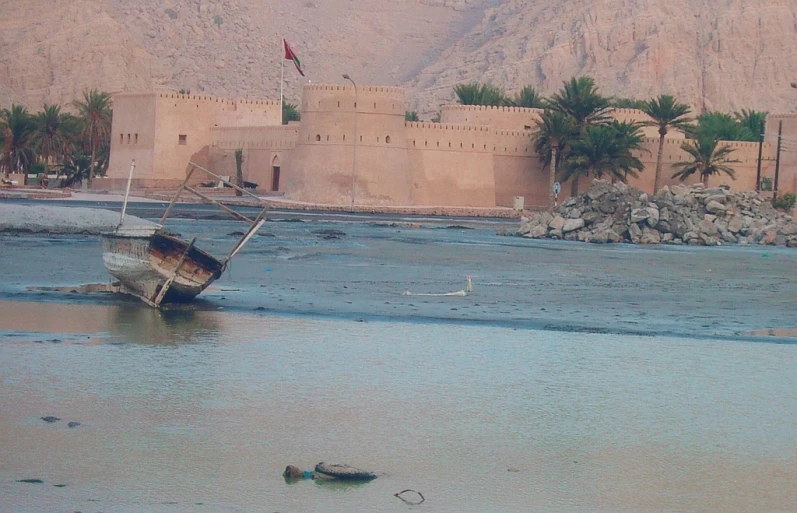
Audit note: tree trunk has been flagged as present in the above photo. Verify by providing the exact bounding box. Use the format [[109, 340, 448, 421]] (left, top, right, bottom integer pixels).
[[88, 133, 95, 190], [570, 173, 579, 197], [235, 149, 244, 197], [548, 145, 557, 210], [653, 132, 665, 193], [702, 174, 709, 186]]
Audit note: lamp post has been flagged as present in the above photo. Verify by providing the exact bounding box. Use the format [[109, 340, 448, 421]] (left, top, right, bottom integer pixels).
[[343, 74, 358, 209]]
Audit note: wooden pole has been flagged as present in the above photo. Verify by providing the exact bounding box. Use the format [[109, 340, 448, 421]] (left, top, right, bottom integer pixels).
[[755, 120, 764, 191], [159, 166, 196, 224], [184, 185, 255, 223], [774, 120, 783, 200]]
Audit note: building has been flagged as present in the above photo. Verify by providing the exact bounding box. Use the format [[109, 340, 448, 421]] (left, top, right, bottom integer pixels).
[[102, 84, 792, 208]]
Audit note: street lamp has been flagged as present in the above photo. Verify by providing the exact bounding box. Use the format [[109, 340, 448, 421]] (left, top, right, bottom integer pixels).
[[343, 74, 358, 209]]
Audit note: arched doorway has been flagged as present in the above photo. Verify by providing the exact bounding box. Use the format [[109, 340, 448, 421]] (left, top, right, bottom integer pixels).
[[271, 155, 281, 192]]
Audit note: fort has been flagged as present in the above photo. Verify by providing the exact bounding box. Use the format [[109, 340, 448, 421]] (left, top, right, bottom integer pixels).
[[100, 84, 795, 209]]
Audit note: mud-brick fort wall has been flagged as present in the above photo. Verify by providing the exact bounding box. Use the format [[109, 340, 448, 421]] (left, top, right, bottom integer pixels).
[[405, 122, 495, 207], [766, 114, 797, 195], [107, 93, 157, 186], [207, 125, 298, 191], [441, 105, 543, 131], [617, 138, 775, 195], [286, 85, 412, 206], [491, 129, 547, 207], [106, 92, 281, 188]]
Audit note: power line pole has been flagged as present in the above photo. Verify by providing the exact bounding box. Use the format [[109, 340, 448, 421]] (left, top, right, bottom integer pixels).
[[755, 119, 764, 191], [774, 119, 783, 200]]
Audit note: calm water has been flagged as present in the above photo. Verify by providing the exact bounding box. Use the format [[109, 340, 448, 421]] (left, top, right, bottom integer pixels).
[[1, 300, 796, 513]]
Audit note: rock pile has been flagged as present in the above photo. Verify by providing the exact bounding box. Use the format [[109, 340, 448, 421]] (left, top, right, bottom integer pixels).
[[517, 180, 797, 247]]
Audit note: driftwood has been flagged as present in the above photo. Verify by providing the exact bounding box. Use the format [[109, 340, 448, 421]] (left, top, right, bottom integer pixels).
[[394, 489, 425, 505]]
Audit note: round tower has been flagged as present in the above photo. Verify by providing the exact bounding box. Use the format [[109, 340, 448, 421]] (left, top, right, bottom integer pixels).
[[284, 84, 411, 206]]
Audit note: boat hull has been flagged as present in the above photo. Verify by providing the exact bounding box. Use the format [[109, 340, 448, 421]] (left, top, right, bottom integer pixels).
[[102, 232, 224, 306]]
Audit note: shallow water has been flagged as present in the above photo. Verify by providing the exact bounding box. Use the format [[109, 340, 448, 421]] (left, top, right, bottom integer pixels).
[[2, 213, 797, 512], [1, 300, 797, 513]]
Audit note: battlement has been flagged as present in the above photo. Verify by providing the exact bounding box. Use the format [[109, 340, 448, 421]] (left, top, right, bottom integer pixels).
[[441, 105, 544, 114], [155, 92, 278, 106], [303, 84, 405, 95], [494, 128, 536, 137], [405, 122, 491, 132]]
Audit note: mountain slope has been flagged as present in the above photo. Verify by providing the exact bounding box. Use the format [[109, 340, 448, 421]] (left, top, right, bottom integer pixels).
[[1, 0, 795, 117]]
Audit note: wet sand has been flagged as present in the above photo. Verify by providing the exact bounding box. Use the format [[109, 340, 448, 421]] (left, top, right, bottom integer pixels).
[[0, 211, 795, 339]]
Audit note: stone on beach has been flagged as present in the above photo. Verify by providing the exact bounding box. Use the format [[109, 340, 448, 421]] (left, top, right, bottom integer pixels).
[[516, 180, 797, 246]]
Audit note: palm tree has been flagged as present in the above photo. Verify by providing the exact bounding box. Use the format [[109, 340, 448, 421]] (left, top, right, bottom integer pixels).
[[734, 109, 767, 141], [546, 76, 612, 132], [611, 97, 646, 109], [31, 104, 68, 177], [234, 148, 244, 197], [72, 89, 112, 188], [639, 94, 692, 193], [511, 86, 544, 108], [453, 83, 509, 106], [671, 137, 738, 185], [0, 105, 34, 182], [562, 124, 644, 195], [405, 111, 419, 122], [282, 102, 300, 124], [690, 112, 753, 142], [534, 110, 575, 208]]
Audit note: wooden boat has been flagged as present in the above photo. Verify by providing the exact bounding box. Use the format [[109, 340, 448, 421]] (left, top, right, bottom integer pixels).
[[314, 462, 377, 481], [102, 160, 267, 308]]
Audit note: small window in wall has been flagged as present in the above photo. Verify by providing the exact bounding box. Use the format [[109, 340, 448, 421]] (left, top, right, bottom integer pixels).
[[127, 134, 131, 144], [343, 135, 346, 141], [135, 134, 139, 144], [119, 134, 123, 144], [179, 134, 187, 145], [374, 103, 377, 109], [377, 136, 380, 143], [316, 134, 321, 141], [326, 135, 330, 141], [385, 135, 391, 144], [360, 135, 363, 142]]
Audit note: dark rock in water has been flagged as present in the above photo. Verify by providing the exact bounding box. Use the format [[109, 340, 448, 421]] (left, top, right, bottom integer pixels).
[[53, 484, 67, 487], [227, 231, 246, 237], [314, 462, 377, 481], [312, 229, 347, 239], [17, 478, 44, 484], [41, 416, 60, 423], [253, 306, 266, 311], [68, 421, 81, 428]]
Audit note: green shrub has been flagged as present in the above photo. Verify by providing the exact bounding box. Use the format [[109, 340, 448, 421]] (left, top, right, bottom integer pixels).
[[165, 8, 178, 19], [772, 192, 796, 211], [760, 177, 773, 191], [213, 15, 223, 26], [405, 111, 419, 122]]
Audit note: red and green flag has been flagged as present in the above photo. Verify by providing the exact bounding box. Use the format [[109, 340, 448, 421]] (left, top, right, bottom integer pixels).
[[283, 39, 305, 77]]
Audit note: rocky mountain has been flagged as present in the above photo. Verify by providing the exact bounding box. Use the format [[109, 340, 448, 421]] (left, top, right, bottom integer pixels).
[[2, 0, 796, 117]]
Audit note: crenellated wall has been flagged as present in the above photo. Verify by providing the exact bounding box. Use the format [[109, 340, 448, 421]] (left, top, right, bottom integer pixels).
[[286, 84, 411, 206], [106, 86, 789, 208], [491, 129, 548, 207], [441, 105, 543, 131], [765, 114, 797, 195], [107, 91, 281, 185], [405, 122, 495, 206]]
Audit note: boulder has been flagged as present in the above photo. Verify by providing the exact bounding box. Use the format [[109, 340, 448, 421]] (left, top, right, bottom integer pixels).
[[705, 200, 727, 215], [640, 227, 661, 244], [630, 208, 650, 223], [548, 215, 566, 231], [562, 218, 585, 233], [645, 206, 660, 228], [628, 222, 643, 243], [727, 216, 743, 233]]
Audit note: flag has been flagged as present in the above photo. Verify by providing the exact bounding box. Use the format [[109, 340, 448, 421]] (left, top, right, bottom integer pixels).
[[283, 39, 305, 77]]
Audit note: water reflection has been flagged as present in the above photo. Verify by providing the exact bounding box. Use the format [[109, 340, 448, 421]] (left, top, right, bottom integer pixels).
[[111, 304, 221, 345]]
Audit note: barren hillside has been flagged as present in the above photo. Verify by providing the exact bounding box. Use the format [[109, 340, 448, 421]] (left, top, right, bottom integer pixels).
[[2, 0, 796, 117]]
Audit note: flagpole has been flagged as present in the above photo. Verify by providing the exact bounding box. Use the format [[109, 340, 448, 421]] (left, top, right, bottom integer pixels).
[[279, 37, 284, 120]]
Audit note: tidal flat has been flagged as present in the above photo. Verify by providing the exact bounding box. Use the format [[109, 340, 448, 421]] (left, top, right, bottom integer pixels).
[[1, 207, 796, 512]]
